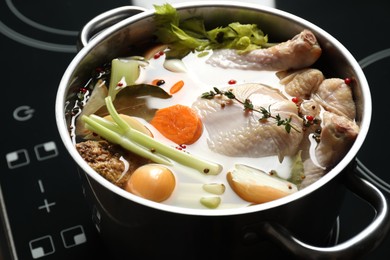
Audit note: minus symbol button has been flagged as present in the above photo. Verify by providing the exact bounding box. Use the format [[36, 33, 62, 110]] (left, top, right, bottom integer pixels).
[[38, 180, 45, 193]]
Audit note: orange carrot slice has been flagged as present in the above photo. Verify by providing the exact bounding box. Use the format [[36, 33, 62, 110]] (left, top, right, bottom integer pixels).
[[150, 104, 203, 145], [169, 80, 184, 94]]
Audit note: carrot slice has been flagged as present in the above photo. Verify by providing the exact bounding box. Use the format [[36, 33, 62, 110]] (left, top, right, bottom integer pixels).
[[150, 104, 203, 145], [169, 80, 184, 94]]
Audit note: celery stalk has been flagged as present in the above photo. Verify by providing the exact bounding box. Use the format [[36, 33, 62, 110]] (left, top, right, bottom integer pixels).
[[108, 59, 140, 100], [82, 115, 172, 165]]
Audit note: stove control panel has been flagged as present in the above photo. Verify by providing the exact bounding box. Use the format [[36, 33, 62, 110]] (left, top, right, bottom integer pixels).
[[0, 107, 109, 259]]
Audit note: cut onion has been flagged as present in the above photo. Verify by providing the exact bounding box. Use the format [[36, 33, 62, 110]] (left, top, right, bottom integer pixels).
[[227, 164, 298, 204]]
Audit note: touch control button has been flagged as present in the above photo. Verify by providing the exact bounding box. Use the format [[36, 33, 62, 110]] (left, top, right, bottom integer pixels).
[[34, 141, 58, 161], [61, 225, 87, 248], [38, 199, 56, 213], [13, 105, 35, 121], [5, 149, 30, 169], [29, 235, 55, 259]]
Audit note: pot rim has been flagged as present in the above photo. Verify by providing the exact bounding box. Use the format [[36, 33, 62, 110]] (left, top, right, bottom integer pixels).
[[55, 1, 372, 216]]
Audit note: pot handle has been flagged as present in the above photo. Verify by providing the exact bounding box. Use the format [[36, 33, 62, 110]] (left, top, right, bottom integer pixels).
[[78, 6, 147, 49], [256, 163, 390, 259]]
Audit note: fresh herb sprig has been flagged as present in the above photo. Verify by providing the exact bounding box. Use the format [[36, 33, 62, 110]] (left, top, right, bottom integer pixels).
[[201, 87, 300, 133]]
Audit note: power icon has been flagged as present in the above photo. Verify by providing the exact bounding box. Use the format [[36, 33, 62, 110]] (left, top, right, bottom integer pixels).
[[13, 105, 35, 121]]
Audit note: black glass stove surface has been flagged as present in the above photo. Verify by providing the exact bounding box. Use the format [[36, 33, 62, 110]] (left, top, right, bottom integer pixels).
[[0, 1, 129, 259], [0, 0, 389, 259]]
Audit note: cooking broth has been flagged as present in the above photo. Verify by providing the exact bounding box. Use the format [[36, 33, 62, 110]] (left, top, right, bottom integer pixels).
[[144, 50, 295, 209], [69, 40, 359, 210]]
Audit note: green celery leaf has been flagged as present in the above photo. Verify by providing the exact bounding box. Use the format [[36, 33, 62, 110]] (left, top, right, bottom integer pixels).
[[153, 4, 273, 59]]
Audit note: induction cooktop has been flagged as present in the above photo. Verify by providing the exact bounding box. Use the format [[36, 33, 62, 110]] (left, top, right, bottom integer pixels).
[[0, 1, 389, 259]]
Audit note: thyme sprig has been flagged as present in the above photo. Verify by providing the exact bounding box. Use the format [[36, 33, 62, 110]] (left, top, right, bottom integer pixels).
[[201, 87, 300, 133]]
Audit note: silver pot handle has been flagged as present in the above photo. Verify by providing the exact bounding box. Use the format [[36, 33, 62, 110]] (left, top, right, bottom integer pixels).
[[259, 164, 390, 259], [78, 6, 147, 49]]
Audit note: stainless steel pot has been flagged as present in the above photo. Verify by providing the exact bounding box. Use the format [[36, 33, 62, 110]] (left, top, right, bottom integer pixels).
[[55, 2, 390, 259]]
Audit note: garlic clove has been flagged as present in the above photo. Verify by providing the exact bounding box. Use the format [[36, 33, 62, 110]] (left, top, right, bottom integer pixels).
[[200, 196, 221, 209], [202, 183, 226, 195]]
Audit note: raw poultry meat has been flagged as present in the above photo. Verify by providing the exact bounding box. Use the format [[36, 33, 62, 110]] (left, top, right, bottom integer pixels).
[[300, 111, 359, 188], [312, 78, 356, 120], [277, 68, 324, 99], [206, 29, 322, 71], [192, 83, 304, 160]]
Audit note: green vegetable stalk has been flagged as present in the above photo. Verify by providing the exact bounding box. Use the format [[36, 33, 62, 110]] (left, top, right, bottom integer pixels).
[[82, 96, 223, 175], [108, 58, 141, 100], [82, 114, 171, 165]]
